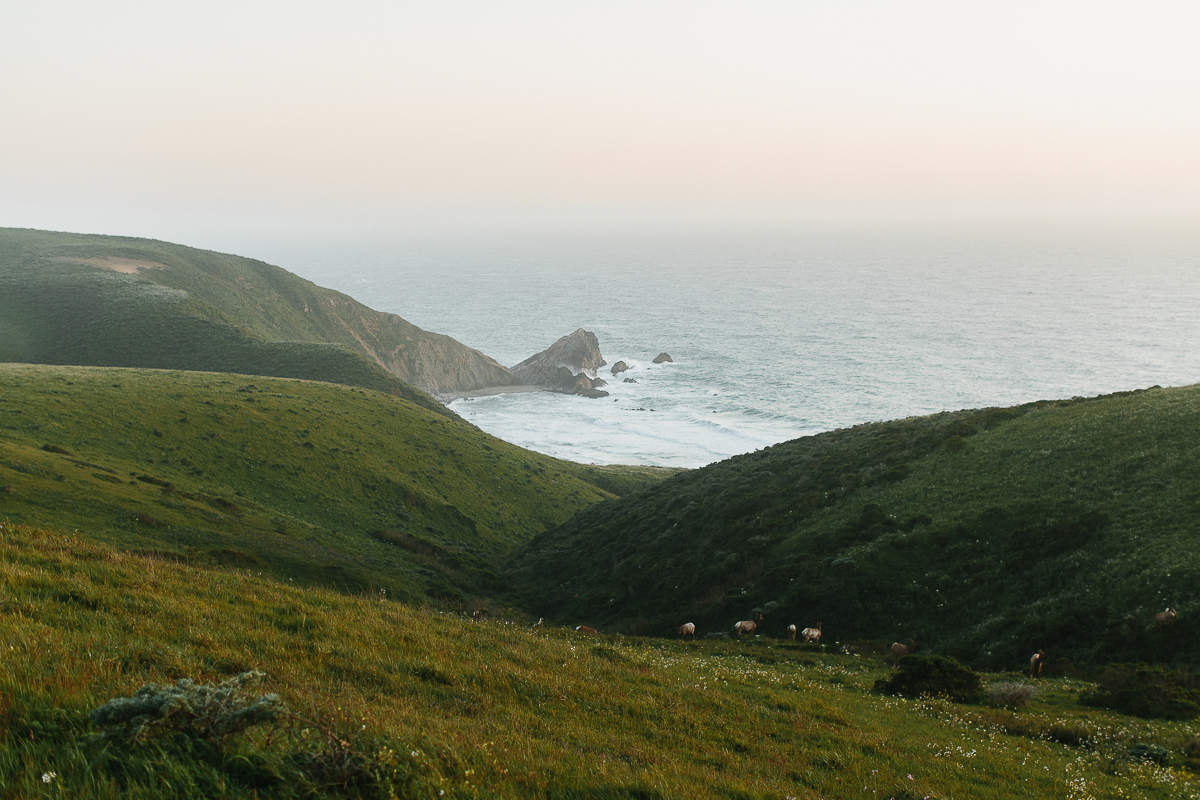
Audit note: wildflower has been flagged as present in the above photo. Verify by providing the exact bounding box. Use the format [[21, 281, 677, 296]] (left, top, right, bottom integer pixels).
[[908, 774, 914, 780], [42, 772, 57, 783]]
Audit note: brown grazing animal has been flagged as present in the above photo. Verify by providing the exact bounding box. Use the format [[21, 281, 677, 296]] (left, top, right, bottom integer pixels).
[[732, 613, 764, 638], [786, 624, 797, 641], [1155, 607, 1178, 628], [575, 625, 598, 635], [678, 622, 696, 640], [890, 641, 914, 658], [800, 623, 822, 644], [1030, 649, 1047, 678]]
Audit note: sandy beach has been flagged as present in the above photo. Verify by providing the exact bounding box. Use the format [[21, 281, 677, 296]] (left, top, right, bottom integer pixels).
[[434, 384, 545, 404]]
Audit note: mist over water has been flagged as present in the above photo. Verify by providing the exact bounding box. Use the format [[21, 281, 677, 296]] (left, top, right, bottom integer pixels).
[[253, 230, 1200, 467]]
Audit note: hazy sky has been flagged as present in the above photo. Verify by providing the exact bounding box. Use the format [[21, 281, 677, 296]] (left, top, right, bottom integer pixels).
[[3, 1, 1198, 240]]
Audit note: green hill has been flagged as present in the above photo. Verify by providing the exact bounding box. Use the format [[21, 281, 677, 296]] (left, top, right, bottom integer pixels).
[[3, 518, 1195, 799], [0, 228, 518, 398], [0, 363, 666, 605], [518, 385, 1200, 669]]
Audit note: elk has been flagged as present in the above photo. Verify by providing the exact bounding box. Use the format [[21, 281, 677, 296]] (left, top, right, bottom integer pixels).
[[1030, 649, 1047, 678], [1155, 607, 1178, 628], [890, 641, 915, 658], [678, 622, 696, 640], [732, 613, 764, 639], [786, 624, 797, 641], [575, 625, 598, 635], [800, 623, 822, 644]]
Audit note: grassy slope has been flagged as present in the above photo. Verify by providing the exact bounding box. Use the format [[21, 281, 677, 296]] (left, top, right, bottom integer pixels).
[[0, 363, 666, 604], [518, 386, 1200, 669], [3, 520, 1197, 800], [0, 227, 517, 397]]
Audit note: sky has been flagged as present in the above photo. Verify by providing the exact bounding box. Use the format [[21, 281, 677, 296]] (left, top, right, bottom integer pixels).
[[2, 1, 1198, 241]]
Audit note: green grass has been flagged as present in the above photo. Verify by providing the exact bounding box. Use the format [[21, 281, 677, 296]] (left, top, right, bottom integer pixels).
[[519, 385, 1200, 669], [4, 519, 1200, 799], [0, 227, 517, 397], [0, 363, 668, 605]]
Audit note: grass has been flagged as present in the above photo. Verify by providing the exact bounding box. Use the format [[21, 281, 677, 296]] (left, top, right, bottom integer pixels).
[[4, 518, 1200, 799], [0, 363, 669, 605], [0, 227, 517, 397], [519, 385, 1200, 669]]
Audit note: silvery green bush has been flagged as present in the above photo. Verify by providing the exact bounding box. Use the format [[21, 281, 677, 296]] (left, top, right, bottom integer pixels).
[[987, 682, 1038, 708], [89, 670, 282, 742]]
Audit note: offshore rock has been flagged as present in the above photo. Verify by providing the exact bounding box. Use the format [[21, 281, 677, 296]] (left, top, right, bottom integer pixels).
[[652, 352, 674, 364], [610, 360, 629, 376], [513, 328, 609, 398], [623, 377, 637, 383]]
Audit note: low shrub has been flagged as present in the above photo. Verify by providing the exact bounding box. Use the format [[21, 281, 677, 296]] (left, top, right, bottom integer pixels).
[[1129, 742, 1171, 766], [987, 682, 1038, 708], [1044, 723, 1091, 748], [873, 655, 983, 703], [1080, 663, 1200, 720], [89, 671, 282, 742], [87, 672, 434, 798]]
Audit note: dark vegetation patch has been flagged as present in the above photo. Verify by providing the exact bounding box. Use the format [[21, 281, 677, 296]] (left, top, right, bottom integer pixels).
[[1081, 664, 1200, 720], [873, 655, 984, 703]]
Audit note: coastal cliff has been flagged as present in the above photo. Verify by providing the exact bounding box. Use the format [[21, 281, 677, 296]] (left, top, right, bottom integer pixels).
[[0, 228, 520, 397]]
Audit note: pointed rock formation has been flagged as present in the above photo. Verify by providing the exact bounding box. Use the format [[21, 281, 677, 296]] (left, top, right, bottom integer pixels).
[[512, 328, 609, 397], [652, 352, 674, 364]]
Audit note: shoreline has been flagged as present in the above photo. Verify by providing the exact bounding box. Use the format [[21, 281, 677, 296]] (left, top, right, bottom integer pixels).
[[435, 384, 546, 404]]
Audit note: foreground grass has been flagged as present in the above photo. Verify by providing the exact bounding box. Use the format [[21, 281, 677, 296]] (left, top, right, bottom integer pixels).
[[3, 521, 1198, 799], [0, 364, 671, 605]]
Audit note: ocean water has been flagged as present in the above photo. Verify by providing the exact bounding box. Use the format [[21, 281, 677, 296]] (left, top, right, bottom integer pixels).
[[248, 229, 1200, 468]]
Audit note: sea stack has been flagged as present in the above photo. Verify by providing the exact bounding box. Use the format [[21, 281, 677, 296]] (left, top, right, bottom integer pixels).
[[652, 352, 674, 364], [610, 360, 629, 376], [512, 328, 610, 398]]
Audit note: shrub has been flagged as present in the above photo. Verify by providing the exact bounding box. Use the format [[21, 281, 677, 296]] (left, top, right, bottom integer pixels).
[[873, 655, 983, 703], [1045, 723, 1091, 748], [988, 682, 1038, 708], [1129, 742, 1171, 766], [1080, 663, 1200, 720], [89, 671, 283, 742]]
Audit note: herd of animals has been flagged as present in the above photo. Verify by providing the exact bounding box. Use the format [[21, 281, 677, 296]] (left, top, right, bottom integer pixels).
[[565, 606, 1180, 678]]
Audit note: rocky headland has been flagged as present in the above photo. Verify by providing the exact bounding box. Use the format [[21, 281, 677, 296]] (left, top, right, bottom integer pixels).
[[511, 328, 610, 398]]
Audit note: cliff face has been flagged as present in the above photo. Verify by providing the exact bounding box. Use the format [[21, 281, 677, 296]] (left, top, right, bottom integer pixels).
[[303, 292, 520, 395], [512, 329, 609, 397]]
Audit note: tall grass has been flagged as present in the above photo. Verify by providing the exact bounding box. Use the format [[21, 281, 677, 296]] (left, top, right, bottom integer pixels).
[[3, 520, 1198, 798]]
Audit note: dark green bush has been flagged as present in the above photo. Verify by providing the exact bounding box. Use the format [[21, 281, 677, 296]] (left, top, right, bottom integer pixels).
[[873, 655, 983, 703], [1129, 742, 1171, 766], [1080, 663, 1200, 720]]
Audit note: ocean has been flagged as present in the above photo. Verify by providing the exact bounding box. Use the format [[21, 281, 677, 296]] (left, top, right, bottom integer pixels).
[[246, 228, 1200, 468]]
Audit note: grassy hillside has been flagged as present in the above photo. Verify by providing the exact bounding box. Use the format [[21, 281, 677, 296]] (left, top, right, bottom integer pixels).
[[0, 363, 669, 605], [518, 386, 1200, 669], [0, 228, 518, 397], [4, 519, 1198, 799]]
